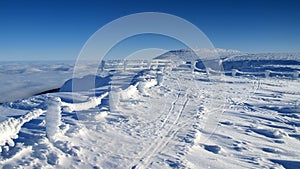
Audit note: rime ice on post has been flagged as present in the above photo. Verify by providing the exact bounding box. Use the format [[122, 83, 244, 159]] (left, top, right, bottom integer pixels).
[[147, 60, 151, 69], [100, 60, 105, 72], [123, 60, 127, 71], [191, 61, 196, 73], [109, 87, 120, 112], [232, 69, 238, 77], [46, 97, 62, 141], [157, 73, 164, 85], [265, 70, 271, 78], [293, 71, 299, 79]]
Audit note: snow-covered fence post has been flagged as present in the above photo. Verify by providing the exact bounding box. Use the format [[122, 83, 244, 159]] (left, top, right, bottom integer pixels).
[[46, 97, 62, 142], [123, 60, 127, 71], [265, 70, 271, 78], [206, 67, 211, 76], [109, 87, 120, 112], [100, 60, 105, 72], [191, 61, 196, 73], [147, 60, 151, 69], [293, 71, 299, 79], [232, 69, 238, 77], [157, 73, 164, 85]]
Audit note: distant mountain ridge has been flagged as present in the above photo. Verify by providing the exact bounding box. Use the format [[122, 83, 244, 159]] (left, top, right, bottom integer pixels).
[[155, 48, 242, 61], [224, 53, 300, 62], [155, 48, 300, 62]]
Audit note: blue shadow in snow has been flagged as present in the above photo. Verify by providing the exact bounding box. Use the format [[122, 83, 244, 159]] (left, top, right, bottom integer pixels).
[[270, 159, 300, 169]]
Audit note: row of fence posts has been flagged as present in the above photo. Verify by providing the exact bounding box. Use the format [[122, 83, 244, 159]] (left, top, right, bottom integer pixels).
[[100, 60, 299, 79], [100, 60, 175, 71], [231, 69, 299, 78]]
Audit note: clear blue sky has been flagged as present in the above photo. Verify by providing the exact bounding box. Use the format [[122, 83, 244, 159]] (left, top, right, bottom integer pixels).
[[0, 0, 299, 61]]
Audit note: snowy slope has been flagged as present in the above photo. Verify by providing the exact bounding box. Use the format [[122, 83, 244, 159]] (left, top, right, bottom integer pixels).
[[0, 51, 299, 168]]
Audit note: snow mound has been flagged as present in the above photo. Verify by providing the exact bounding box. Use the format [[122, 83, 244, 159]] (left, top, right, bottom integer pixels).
[[60, 75, 111, 92], [251, 128, 286, 139], [116, 74, 158, 103], [61, 92, 109, 112], [137, 78, 158, 94], [119, 84, 139, 101]]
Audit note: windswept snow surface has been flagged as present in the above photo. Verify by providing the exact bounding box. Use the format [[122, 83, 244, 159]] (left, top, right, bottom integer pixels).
[[0, 53, 300, 168]]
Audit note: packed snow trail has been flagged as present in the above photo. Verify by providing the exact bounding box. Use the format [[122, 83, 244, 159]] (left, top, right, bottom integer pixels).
[[131, 72, 192, 169], [135, 94, 190, 169]]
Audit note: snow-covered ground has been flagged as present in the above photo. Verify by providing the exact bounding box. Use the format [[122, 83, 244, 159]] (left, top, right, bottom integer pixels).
[[0, 51, 299, 168]]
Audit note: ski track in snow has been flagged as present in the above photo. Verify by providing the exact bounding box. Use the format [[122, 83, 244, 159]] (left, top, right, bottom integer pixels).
[[131, 74, 190, 168], [139, 95, 190, 169]]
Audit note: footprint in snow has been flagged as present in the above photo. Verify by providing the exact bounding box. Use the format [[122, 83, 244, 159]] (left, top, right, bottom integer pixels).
[[203, 144, 222, 154]]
